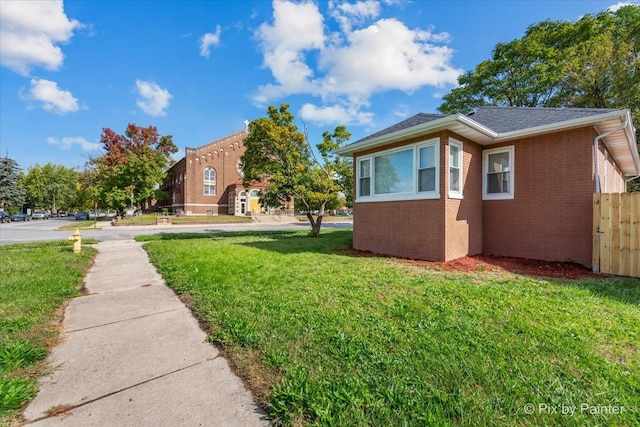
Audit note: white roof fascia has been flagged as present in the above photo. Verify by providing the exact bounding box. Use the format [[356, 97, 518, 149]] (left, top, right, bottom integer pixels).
[[622, 111, 640, 176], [335, 114, 497, 156], [456, 114, 498, 139], [494, 110, 630, 142]]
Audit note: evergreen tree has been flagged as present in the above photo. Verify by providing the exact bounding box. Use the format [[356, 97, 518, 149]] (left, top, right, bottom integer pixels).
[[0, 156, 25, 209]]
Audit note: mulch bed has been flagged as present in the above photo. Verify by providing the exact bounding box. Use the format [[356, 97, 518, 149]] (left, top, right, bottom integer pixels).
[[342, 248, 601, 280]]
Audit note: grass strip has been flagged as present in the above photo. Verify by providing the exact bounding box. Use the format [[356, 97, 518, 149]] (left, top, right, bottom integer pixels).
[[0, 241, 96, 423], [141, 229, 639, 426], [116, 214, 253, 225]]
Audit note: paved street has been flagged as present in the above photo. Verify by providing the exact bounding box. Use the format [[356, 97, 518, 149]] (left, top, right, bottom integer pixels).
[[0, 217, 352, 245]]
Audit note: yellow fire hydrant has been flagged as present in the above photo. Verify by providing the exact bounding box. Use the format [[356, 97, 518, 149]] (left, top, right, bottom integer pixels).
[[67, 228, 82, 253]]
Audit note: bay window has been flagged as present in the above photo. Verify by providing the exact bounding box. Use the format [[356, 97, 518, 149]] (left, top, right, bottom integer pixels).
[[356, 139, 439, 202]]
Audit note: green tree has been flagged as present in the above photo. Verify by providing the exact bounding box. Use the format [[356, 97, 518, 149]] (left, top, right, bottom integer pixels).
[[92, 123, 178, 214], [0, 156, 25, 210], [318, 125, 353, 208], [241, 104, 352, 237], [438, 5, 640, 190], [22, 163, 79, 211]]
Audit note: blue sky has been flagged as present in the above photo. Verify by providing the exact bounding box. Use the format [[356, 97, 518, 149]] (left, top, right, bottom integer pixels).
[[1, 0, 636, 171]]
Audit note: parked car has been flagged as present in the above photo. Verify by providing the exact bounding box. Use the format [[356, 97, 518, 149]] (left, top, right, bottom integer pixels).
[[32, 210, 49, 220], [10, 213, 30, 221], [75, 211, 89, 220], [57, 211, 67, 217], [0, 211, 11, 223]]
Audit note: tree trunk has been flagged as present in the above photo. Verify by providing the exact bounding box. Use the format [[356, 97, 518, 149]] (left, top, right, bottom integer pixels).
[[306, 201, 326, 237], [310, 215, 323, 237]]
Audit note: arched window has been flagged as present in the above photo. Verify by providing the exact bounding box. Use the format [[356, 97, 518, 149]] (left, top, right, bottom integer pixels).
[[203, 167, 216, 195]]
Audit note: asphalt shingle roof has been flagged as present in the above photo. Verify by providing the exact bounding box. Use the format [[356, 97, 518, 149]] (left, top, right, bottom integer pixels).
[[466, 106, 620, 133], [356, 113, 446, 143], [348, 106, 620, 147]]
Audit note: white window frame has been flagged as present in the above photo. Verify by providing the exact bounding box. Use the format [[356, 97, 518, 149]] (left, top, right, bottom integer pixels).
[[357, 158, 371, 198], [356, 139, 440, 203], [448, 139, 463, 199], [482, 146, 514, 200], [203, 167, 216, 196]]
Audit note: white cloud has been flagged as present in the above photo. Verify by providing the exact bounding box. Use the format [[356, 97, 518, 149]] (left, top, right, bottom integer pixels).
[[253, 0, 462, 127], [300, 103, 374, 125], [607, 2, 637, 11], [199, 25, 222, 57], [320, 19, 459, 97], [329, 0, 380, 33], [22, 79, 79, 114], [0, 0, 81, 75], [254, 0, 326, 99], [47, 136, 100, 152], [135, 80, 172, 116]]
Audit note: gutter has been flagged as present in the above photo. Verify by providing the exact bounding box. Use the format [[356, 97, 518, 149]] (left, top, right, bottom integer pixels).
[[593, 114, 629, 193]]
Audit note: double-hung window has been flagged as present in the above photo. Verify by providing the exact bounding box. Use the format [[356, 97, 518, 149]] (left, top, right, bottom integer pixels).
[[203, 167, 216, 195], [483, 146, 514, 200], [418, 145, 436, 192], [358, 159, 371, 197], [356, 139, 439, 202], [448, 139, 463, 198]]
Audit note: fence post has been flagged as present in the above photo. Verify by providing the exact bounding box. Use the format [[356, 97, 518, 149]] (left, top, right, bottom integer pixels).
[[620, 193, 631, 277], [631, 193, 639, 278], [610, 193, 621, 275], [592, 193, 601, 273], [600, 193, 612, 274]]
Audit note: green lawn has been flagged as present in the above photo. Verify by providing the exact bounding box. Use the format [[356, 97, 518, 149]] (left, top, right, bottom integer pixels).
[[0, 241, 96, 424], [117, 214, 253, 225], [140, 230, 640, 426]]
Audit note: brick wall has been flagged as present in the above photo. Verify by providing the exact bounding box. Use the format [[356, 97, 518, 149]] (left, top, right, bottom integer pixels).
[[444, 134, 483, 260], [158, 159, 186, 212], [159, 131, 247, 215], [354, 199, 445, 260], [597, 142, 626, 193], [482, 127, 596, 266], [183, 131, 246, 214]]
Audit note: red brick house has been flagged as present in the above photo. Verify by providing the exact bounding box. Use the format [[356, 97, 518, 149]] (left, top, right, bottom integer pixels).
[[335, 107, 639, 268], [158, 129, 292, 216]]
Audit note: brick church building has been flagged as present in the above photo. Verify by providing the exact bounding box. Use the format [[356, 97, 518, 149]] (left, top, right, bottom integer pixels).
[[158, 129, 292, 216]]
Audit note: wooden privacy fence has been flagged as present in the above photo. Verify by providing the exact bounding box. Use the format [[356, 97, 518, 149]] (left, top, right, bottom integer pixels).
[[593, 192, 640, 277]]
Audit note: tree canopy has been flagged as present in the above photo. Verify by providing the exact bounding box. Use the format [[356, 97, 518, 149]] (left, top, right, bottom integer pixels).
[[22, 163, 79, 211], [241, 104, 352, 237], [0, 156, 25, 210], [439, 6, 639, 118], [438, 5, 640, 190], [91, 123, 178, 213]]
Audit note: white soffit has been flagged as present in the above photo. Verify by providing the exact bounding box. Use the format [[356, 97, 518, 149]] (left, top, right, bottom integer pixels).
[[594, 113, 640, 177]]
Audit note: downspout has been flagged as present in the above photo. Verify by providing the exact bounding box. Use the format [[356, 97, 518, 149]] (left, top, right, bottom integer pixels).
[[625, 174, 640, 188], [592, 115, 629, 273]]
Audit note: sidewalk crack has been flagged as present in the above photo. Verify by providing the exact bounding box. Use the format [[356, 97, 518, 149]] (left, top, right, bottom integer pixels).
[[23, 355, 220, 425], [64, 308, 183, 333]]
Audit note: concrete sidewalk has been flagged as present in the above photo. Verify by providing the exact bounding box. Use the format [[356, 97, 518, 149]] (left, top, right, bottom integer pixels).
[[21, 239, 268, 427]]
